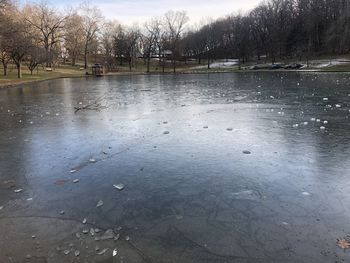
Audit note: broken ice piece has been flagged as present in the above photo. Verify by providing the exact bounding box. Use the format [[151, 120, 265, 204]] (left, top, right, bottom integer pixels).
[[125, 236, 130, 241], [73, 179, 80, 183], [114, 233, 120, 241], [302, 192, 311, 196], [63, 249, 70, 255], [320, 126, 326, 130], [74, 250, 80, 257], [113, 249, 118, 257], [75, 233, 81, 239], [0, 206, 3, 210], [324, 121, 328, 124], [96, 200, 104, 208], [336, 104, 342, 108], [89, 158, 96, 163], [311, 118, 316, 121], [90, 228, 95, 236], [97, 248, 108, 256], [82, 218, 87, 224], [101, 229, 115, 240], [26, 198, 33, 201], [323, 98, 329, 101], [70, 169, 77, 173], [303, 122, 308, 126], [113, 184, 125, 191], [60, 210, 65, 215], [14, 189, 23, 193], [82, 229, 89, 234]]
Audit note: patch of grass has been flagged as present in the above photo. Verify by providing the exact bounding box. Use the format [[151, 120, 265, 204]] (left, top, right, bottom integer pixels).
[[0, 64, 85, 87]]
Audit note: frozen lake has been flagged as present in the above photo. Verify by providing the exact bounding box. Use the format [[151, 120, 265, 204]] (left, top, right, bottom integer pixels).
[[1, 72, 350, 262]]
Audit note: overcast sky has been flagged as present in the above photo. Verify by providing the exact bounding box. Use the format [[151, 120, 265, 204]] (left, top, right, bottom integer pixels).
[[24, 0, 262, 25]]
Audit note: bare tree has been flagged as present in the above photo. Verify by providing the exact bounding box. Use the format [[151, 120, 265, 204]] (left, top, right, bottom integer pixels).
[[164, 10, 189, 72], [26, 46, 46, 75], [125, 26, 140, 71], [143, 17, 162, 73], [6, 9, 33, 78], [100, 20, 120, 71], [23, 2, 65, 67], [79, 2, 103, 69], [64, 11, 84, 66]]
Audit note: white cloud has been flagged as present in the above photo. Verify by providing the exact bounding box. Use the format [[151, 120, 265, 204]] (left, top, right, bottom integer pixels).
[[26, 0, 261, 25], [96, 0, 261, 25]]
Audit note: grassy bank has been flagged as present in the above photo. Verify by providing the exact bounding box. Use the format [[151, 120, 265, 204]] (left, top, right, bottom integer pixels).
[[0, 64, 86, 88], [1, 58, 350, 88]]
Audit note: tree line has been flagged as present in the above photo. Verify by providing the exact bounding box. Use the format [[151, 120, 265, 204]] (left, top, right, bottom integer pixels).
[[0, 0, 349, 78], [183, 0, 350, 66]]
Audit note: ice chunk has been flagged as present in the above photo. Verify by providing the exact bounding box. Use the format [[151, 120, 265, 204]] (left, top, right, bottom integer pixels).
[[232, 190, 261, 200], [96, 200, 104, 208], [97, 248, 108, 255], [113, 184, 125, 191], [101, 229, 115, 240]]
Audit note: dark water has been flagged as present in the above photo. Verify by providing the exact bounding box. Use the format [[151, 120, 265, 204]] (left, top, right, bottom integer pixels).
[[1, 72, 350, 262]]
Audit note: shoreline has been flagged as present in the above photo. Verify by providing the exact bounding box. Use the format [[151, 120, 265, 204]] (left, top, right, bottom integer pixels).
[[1, 68, 350, 89]]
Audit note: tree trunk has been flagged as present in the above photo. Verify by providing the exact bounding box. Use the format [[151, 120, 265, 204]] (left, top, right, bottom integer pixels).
[[2, 62, 7, 76], [84, 45, 88, 69], [147, 56, 151, 73], [17, 63, 22, 78], [72, 57, 76, 66], [207, 52, 210, 69]]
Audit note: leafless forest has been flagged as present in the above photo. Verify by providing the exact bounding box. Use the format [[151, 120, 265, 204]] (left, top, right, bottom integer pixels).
[[0, 0, 349, 77]]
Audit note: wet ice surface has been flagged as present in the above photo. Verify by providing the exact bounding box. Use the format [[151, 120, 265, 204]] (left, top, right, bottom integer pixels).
[[1, 72, 350, 262]]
